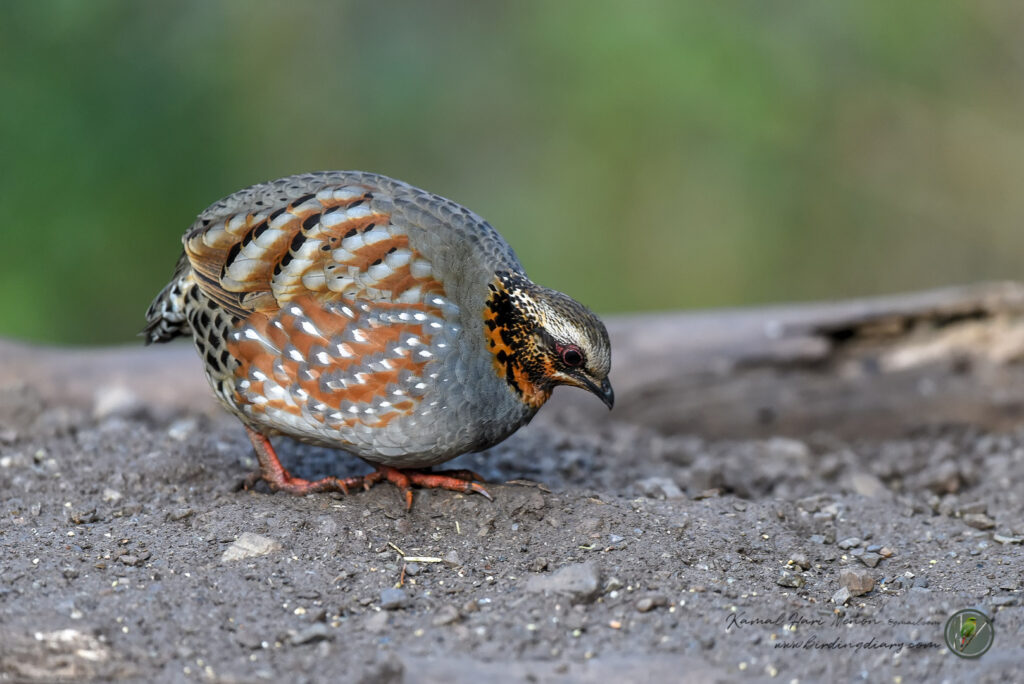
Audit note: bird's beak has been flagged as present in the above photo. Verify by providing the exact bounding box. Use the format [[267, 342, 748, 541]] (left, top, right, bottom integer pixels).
[[579, 376, 614, 410]]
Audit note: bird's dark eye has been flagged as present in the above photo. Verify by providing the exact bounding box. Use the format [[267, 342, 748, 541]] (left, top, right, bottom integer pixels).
[[561, 345, 584, 367]]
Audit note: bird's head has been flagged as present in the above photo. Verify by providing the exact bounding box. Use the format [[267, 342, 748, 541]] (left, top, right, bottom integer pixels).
[[483, 271, 613, 410]]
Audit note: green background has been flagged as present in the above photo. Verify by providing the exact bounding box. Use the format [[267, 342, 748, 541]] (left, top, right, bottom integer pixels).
[[3, 1, 1024, 344]]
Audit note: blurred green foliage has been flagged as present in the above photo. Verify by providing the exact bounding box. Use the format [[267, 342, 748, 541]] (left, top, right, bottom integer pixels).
[[3, 1, 1024, 344]]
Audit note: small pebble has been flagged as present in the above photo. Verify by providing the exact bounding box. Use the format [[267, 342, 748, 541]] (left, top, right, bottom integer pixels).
[[635, 595, 668, 613], [839, 569, 874, 596], [633, 477, 683, 499], [221, 533, 281, 562], [993, 534, 1024, 545], [858, 553, 882, 568], [380, 588, 408, 610], [364, 612, 389, 634], [837, 537, 861, 550], [963, 514, 995, 530], [403, 562, 421, 577], [788, 553, 811, 570], [776, 570, 805, 588], [849, 472, 888, 498], [831, 587, 851, 605], [289, 623, 332, 646], [525, 562, 602, 604], [432, 605, 460, 626]]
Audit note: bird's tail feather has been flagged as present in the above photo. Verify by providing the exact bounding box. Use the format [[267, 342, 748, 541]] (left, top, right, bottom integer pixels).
[[143, 253, 193, 344]]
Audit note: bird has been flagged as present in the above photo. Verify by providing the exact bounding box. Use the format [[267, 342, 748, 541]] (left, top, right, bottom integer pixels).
[[145, 171, 613, 509], [959, 615, 977, 650]]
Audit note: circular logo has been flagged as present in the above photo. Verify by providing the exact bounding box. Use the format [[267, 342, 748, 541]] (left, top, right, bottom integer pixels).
[[944, 609, 994, 659]]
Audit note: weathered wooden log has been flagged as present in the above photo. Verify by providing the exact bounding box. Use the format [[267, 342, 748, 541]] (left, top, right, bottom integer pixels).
[[4, 281, 1024, 438]]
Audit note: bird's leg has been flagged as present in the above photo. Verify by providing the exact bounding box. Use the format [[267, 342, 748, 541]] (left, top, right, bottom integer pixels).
[[244, 427, 363, 495], [243, 427, 491, 508]]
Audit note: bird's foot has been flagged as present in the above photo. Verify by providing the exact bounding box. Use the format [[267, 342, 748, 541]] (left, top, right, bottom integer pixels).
[[243, 427, 364, 495], [360, 466, 492, 510], [243, 427, 491, 509]]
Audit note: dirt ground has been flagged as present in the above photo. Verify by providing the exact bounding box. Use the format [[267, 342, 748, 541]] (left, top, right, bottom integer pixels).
[[1, 374, 1021, 684]]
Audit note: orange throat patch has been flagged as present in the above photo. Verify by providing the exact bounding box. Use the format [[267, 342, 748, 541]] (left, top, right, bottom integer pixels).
[[482, 272, 552, 409]]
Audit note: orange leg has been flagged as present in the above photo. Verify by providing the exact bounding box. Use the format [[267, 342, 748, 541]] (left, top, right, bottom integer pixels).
[[244, 427, 364, 495], [243, 427, 492, 509]]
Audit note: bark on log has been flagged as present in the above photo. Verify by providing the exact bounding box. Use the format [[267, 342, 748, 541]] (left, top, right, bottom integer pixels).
[[4, 281, 1024, 438]]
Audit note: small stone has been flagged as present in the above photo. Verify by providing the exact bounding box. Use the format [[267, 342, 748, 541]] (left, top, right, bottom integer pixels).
[[776, 570, 805, 588], [839, 569, 874, 596], [809, 534, 827, 545], [525, 561, 602, 604], [604, 577, 624, 592], [101, 488, 122, 504], [820, 503, 841, 518], [993, 534, 1024, 545], [364, 611, 389, 634], [93, 385, 143, 420], [69, 508, 100, 525], [634, 477, 683, 499], [912, 576, 929, 589], [937, 494, 958, 517], [167, 508, 194, 522], [879, 547, 895, 558], [963, 514, 996, 530], [831, 587, 851, 605], [608, 533, 625, 544], [403, 562, 421, 577], [849, 472, 888, 498], [442, 550, 462, 568], [528, 557, 549, 573], [379, 588, 408, 610], [221, 533, 281, 562], [837, 537, 862, 550], [858, 553, 882, 568], [289, 623, 332, 646], [635, 595, 668, 613], [431, 605, 460, 626], [788, 553, 811, 570], [865, 544, 882, 553], [167, 418, 199, 441], [235, 626, 264, 650], [958, 501, 987, 515], [925, 461, 961, 494], [796, 496, 823, 513]]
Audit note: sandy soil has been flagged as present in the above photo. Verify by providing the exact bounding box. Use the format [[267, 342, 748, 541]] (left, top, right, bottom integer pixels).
[[1, 374, 1022, 684]]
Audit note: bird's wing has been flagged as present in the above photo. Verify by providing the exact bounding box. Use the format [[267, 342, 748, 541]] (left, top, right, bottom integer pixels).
[[182, 170, 522, 319], [183, 174, 441, 319]]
